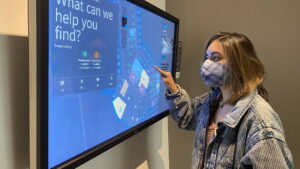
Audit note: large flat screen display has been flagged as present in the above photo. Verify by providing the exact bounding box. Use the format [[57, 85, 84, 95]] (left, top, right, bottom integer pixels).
[[37, 0, 179, 168]]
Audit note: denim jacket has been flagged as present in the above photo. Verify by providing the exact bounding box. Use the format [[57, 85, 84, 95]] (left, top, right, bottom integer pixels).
[[165, 85, 294, 169]]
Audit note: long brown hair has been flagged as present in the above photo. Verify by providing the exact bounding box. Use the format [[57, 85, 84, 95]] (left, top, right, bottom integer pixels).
[[204, 32, 269, 103]]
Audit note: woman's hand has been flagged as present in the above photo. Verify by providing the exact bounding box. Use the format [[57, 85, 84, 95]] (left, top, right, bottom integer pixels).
[[154, 65, 178, 93]]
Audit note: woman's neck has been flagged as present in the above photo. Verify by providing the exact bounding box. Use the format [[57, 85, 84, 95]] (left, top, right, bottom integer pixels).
[[220, 85, 231, 103]]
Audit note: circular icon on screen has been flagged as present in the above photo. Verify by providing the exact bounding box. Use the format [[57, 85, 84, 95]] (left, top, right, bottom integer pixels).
[[82, 50, 88, 58], [93, 51, 100, 59]]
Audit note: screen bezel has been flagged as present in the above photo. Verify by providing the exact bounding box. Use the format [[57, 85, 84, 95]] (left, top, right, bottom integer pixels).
[[36, 0, 179, 168]]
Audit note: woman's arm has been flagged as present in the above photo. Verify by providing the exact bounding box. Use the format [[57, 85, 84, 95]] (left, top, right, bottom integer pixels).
[[240, 137, 294, 169], [154, 65, 210, 130], [165, 85, 209, 130]]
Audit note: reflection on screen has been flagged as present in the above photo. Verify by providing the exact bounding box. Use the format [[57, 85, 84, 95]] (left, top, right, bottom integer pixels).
[[48, 0, 175, 168]]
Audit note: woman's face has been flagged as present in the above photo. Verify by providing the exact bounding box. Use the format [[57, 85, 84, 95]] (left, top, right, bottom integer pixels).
[[205, 40, 228, 63]]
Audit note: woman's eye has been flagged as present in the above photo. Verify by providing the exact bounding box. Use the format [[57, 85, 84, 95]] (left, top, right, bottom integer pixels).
[[212, 54, 224, 62], [205, 53, 223, 62], [212, 55, 219, 61]]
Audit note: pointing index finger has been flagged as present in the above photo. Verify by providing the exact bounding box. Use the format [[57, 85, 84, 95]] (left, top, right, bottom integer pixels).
[[154, 65, 167, 75]]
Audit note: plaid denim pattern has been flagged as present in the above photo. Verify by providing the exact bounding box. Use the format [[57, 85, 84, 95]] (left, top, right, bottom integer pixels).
[[165, 86, 294, 169], [200, 59, 228, 87]]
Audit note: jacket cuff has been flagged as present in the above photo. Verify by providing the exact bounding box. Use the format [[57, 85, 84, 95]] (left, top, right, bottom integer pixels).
[[164, 84, 183, 100]]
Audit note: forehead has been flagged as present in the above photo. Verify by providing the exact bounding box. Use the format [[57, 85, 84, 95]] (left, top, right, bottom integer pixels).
[[206, 40, 224, 55]]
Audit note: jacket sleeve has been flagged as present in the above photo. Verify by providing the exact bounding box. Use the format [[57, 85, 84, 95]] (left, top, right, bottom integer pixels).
[[240, 137, 294, 169], [165, 84, 209, 130]]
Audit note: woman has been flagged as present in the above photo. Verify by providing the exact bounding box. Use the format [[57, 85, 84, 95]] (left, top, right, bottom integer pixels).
[[155, 32, 294, 169]]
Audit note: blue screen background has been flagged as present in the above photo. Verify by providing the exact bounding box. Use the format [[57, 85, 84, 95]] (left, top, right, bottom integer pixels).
[[48, 0, 176, 168]]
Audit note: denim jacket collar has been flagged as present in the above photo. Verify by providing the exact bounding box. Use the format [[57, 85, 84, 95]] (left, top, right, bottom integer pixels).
[[213, 88, 258, 128]]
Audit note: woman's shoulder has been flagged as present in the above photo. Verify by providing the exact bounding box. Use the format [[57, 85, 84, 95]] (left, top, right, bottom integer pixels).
[[250, 94, 284, 130], [243, 94, 287, 146]]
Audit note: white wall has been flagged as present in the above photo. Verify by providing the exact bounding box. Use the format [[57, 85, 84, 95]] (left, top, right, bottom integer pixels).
[[0, 0, 28, 36], [146, 0, 165, 11], [0, 0, 29, 169], [0, 0, 170, 169]]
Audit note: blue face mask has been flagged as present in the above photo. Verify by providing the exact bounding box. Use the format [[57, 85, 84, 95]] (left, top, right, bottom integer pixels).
[[200, 59, 229, 87]]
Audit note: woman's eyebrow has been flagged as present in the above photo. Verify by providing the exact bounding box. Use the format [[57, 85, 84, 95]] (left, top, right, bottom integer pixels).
[[205, 51, 222, 57], [205, 51, 220, 57]]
